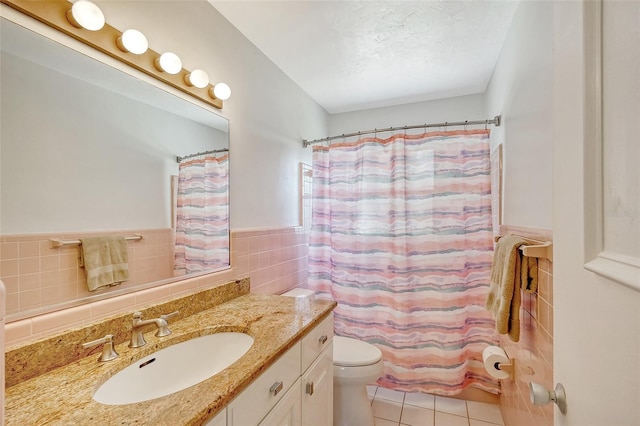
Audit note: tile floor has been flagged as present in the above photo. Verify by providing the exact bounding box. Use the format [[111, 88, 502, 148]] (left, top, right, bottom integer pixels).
[[367, 386, 505, 426]]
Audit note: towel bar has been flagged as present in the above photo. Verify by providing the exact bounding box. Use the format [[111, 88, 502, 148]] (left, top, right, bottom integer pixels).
[[50, 234, 143, 248], [520, 243, 553, 260], [494, 235, 553, 261]]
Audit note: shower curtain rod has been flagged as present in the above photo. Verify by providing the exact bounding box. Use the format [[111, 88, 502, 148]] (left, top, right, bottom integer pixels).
[[176, 148, 229, 163], [302, 115, 501, 148]]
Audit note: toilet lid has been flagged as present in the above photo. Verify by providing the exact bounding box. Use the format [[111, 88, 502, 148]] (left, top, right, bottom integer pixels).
[[333, 336, 382, 367]]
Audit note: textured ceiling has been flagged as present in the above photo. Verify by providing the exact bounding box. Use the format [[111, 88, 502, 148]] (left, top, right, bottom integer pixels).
[[209, 1, 519, 114]]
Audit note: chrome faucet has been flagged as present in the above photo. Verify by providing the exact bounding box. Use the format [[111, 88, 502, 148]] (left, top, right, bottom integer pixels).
[[129, 311, 179, 348]]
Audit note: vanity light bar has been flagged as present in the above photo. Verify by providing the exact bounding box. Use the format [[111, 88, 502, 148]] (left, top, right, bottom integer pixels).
[[1, 0, 228, 109], [155, 52, 182, 75], [117, 29, 148, 55], [185, 69, 210, 89], [211, 83, 231, 101], [66, 0, 104, 31]]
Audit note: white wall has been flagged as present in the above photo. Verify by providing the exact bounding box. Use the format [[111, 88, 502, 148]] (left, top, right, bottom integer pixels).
[[97, 0, 328, 230], [485, 1, 553, 229], [1, 52, 223, 233], [329, 93, 486, 137]]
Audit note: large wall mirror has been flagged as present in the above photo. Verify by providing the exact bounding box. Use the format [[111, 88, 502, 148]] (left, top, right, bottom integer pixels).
[[1, 16, 231, 320]]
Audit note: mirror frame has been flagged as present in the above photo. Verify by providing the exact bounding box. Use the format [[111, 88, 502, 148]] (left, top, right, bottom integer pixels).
[[1, 0, 224, 109], [1, 3, 232, 322]]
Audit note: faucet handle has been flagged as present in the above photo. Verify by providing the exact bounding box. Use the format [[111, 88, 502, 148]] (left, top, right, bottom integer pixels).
[[161, 310, 179, 321], [157, 310, 179, 337], [82, 334, 118, 362]]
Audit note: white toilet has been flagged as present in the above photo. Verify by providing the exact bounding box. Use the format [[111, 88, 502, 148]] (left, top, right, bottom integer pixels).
[[281, 288, 384, 426]]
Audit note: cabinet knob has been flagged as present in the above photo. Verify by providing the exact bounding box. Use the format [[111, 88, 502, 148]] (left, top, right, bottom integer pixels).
[[318, 335, 328, 344], [306, 381, 315, 396], [270, 381, 283, 396]]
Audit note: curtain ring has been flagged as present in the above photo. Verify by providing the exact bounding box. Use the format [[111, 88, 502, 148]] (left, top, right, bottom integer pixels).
[[444, 122, 448, 132], [464, 120, 468, 132], [485, 120, 488, 130]]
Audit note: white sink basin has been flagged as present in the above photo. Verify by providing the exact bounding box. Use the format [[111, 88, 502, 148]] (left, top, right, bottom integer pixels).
[[93, 332, 254, 405]]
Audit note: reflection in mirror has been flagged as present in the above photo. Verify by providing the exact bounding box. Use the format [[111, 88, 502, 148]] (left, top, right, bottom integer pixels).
[[0, 18, 230, 321]]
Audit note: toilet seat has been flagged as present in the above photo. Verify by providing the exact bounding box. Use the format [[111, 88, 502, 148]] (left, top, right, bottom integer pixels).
[[333, 336, 382, 367]]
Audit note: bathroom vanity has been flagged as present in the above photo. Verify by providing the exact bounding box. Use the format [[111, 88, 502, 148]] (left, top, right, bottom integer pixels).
[[4, 281, 336, 425], [222, 314, 333, 426]]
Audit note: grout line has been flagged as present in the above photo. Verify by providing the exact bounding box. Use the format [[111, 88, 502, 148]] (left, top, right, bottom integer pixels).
[[398, 391, 406, 426], [370, 387, 505, 426]]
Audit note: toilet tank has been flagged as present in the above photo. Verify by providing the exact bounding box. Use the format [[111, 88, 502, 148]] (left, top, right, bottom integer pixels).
[[281, 288, 316, 299]]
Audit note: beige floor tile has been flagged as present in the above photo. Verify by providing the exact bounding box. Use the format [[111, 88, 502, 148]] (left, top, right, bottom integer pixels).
[[434, 396, 468, 417], [373, 398, 404, 422], [368, 385, 379, 397], [466, 401, 504, 425], [404, 391, 436, 410], [434, 411, 470, 426], [400, 404, 435, 426], [469, 419, 499, 426], [376, 417, 401, 426], [376, 387, 407, 403]]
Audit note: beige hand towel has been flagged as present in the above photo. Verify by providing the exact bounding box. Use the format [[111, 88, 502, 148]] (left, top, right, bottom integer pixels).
[[80, 236, 129, 291], [485, 235, 537, 342]]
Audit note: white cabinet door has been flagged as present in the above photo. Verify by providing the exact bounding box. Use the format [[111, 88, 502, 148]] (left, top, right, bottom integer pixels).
[[301, 344, 333, 426], [204, 408, 226, 426], [259, 378, 302, 426]]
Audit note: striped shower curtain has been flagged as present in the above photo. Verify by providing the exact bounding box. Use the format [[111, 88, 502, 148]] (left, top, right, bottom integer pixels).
[[307, 129, 499, 395], [174, 154, 230, 274]]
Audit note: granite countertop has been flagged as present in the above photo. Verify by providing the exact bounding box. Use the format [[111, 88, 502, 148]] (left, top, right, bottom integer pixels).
[[5, 294, 336, 425]]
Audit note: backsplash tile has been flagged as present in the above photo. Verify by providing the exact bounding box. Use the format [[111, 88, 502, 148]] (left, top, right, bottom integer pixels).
[[4, 278, 251, 387]]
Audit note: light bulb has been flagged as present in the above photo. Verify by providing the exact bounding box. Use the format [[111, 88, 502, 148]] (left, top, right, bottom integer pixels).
[[185, 69, 209, 89], [117, 29, 148, 55], [154, 52, 182, 75], [210, 83, 231, 101], [67, 0, 105, 31]]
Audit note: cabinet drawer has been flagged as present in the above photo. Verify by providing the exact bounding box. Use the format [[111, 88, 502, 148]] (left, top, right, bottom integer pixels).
[[301, 314, 333, 373], [228, 341, 302, 426]]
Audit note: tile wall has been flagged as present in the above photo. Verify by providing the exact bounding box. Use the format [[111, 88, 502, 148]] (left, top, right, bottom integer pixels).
[[231, 227, 309, 296], [3, 227, 308, 348], [0, 229, 175, 318], [497, 225, 554, 426], [4, 223, 555, 426]]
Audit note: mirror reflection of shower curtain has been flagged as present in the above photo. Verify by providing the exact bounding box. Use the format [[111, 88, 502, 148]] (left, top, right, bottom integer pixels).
[[307, 129, 499, 396], [174, 154, 229, 274]]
